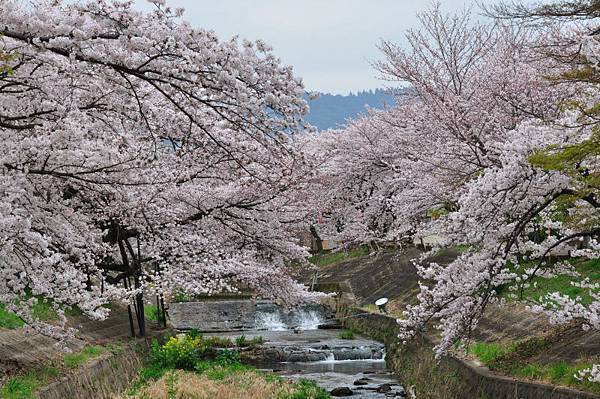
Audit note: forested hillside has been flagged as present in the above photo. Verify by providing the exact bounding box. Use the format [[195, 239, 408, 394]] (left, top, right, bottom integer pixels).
[[304, 89, 396, 131]]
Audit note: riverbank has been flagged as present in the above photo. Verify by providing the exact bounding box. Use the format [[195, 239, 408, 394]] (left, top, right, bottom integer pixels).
[[313, 247, 600, 398], [340, 308, 599, 399], [165, 298, 409, 397], [108, 331, 334, 399], [0, 304, 168, 399]]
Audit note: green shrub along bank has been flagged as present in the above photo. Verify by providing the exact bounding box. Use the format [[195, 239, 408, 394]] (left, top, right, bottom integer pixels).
[[234, 334, 264, 347], [124, 331, 330, 399]]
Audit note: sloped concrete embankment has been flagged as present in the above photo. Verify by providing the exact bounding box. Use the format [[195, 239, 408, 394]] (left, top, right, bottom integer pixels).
[[0, 306, 167, 399], [340, 309, 600, 399], [36, 341, 148, 399], [314, 248, 600, 398]]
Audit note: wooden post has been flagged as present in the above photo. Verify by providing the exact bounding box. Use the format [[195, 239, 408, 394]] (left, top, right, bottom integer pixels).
[[123, 277, 135, 338]]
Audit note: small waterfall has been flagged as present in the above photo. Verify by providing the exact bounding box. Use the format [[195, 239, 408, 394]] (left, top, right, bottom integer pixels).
[[253, 304, 329, 331], [254, 310, 287, 331], [293, 309, 325, 330], [323, 352, 336, 363]]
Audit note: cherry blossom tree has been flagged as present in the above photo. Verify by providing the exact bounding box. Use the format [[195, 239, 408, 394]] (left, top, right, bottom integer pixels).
[[483, 0, 600, 382], [311, 5, 574, 247], [0, 0, 318, 337], [309, 3, 599, 365]]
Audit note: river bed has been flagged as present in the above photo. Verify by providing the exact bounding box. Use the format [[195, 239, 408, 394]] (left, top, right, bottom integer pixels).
[[205, 329, 407, 398]]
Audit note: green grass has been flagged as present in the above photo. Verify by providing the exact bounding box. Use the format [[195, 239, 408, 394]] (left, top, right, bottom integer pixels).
[[510, 362, 600, 394], [249, 335, 264, 346], [0, 343, 122, 398], [500, 258, 599, 305], [197, 361, 252, 381], [337, 330, 355, 340], [234, 335, 264, 347], [0, 296, 58, 329], [143, 304, 165, 323], [514, 363, 545, 379], [548, 362, 571, 382], [126, 362, 168, 395], [469, 342, 516, 364], [308, 246, 370, 267], [0, 293, 79, 329], [235, 334, 248, 347], [452, 244, 471, 253], [206, 335, 235, 348], [0, 373, 40, 399], [474, 335, 600, 394], [30, 298, 58, 321], [0, 366, 59, 399], [0, 303, 25, 329], [165, 371, 178, 398], [63, 345, 105, 368], [126, 332, 329, 398], [290, 378, 330, 399], [104, 341, 126, 355]]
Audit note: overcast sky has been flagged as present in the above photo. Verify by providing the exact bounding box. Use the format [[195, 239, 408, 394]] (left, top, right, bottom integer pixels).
[[135, 1, 496, 94]]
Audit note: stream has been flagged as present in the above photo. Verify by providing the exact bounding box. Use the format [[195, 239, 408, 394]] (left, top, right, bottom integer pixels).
[[204, 307, 407, 397]]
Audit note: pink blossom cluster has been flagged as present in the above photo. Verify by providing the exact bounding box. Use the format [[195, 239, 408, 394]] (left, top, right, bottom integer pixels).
[[0, 0, 320, 332], [306, 5, 599, 358]]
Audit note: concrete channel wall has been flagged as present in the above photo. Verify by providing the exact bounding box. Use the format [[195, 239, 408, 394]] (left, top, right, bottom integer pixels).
[[340, 309, 600, 399], [36, 341, 147, 399], [167, 299, 262, 331], [167, 300, 332, 332]]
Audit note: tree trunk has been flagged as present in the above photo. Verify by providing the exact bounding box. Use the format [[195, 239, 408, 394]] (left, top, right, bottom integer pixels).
[[134, 274, 146, 337], [123, 278, 136, 338]]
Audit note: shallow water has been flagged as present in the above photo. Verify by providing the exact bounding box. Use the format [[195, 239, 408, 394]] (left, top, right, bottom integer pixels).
[[205, 329, 406, 397]]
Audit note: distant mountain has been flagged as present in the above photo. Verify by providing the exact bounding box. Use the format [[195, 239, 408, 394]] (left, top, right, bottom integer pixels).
[[304, 89, 396, 131]]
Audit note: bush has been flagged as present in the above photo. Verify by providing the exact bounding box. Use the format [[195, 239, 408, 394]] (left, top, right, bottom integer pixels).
[[249, 335, 265, 346], [150, 335, 211, 370], [205, 335, 234, 348], [148, 332, 244, 371], [235, 335, 247, 347], [215, 349, 241, 366], [187, 329, 202, 339]]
